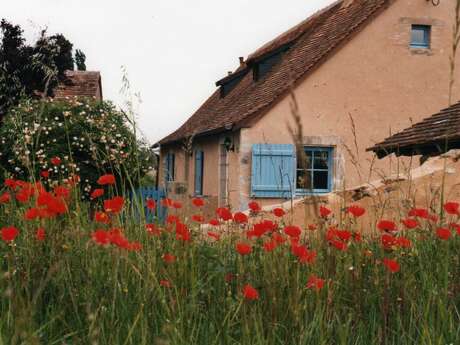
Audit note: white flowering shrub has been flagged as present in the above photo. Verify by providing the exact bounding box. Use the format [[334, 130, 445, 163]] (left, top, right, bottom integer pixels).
[[0, 97, 155, 198]]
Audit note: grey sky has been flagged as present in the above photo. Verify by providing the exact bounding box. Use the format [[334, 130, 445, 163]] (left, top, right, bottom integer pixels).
[[4, 0, 335, 144]]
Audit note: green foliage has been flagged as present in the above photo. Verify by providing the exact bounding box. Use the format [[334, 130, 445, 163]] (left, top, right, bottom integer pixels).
[[0, 189, 458, 344], [75, 49, 86, 71], [0, 19, 82, 117], [0, 98, 155, 197]]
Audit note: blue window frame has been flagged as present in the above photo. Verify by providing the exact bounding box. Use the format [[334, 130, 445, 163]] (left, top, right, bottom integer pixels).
[[164, 153, 175, 183], [296, 147, 333, 194], [194, 150, 204, 196], [410, 25, 431, 49]]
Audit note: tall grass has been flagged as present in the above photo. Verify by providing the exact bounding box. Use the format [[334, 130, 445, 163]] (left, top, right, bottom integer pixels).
[[0, 175, 458, 344]]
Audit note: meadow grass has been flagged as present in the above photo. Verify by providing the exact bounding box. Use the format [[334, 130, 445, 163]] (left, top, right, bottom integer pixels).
[[0, 178, 458, 345]]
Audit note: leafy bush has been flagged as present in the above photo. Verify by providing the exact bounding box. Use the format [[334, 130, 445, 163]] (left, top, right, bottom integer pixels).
[[0, 97, 155, 198]]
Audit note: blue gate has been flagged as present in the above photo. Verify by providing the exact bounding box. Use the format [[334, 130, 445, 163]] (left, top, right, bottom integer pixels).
[[131, 187, 167, 223]]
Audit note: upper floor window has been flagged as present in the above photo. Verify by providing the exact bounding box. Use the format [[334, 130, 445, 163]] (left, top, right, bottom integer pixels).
[[410, 25, 431, 49]]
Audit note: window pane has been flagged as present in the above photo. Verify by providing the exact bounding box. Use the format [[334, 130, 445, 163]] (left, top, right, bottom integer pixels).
[[411, 25, 430, 47], [297, 150, 312, 170], [313, 151, 329, 170], [296, 169, 312, 190], [313, 170, 329, 190]]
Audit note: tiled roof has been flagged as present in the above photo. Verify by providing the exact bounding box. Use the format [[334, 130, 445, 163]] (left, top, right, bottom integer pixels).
[[368, 101, 460, 158], [160, 0, 391, 145], [53, 71, 102, 100]]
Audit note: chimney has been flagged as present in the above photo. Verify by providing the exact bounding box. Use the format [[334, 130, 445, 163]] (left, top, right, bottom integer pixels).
[[341, 0, 355, 8], [239, 57, 245, 66]]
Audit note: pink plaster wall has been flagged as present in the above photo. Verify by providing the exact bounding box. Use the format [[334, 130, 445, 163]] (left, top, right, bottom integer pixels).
[[239, 0, 460, 209]]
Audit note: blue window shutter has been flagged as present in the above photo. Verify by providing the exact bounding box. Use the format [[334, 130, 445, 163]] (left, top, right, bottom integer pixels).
[[251, 144, 296, 198], [194, 150, 204, 195]]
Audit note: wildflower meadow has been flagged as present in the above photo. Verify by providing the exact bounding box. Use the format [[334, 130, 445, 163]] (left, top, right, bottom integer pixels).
[[0, 170, 459, 345]]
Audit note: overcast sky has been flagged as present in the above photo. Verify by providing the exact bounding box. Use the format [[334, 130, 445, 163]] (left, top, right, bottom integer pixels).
[[4, 0, 335, 144]]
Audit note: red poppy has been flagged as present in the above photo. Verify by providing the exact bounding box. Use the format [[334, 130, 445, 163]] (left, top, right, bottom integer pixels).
[[308, 224, 317, 231], [1, 226, 19, 242], [272, 207, 285, 217], [127, 241, 142, 252], [192, 214, 205, 223], [54, 186, 70, 199], [382, 258, 400, 273], [172, 201, 182, 209], [408, 208, 429, 219], [248, 201, 261, 213], [216, 207, 233, 221], [40, 170, 50, 179], [233, 212, 248, 224], [67, 174, 80, 186], [4, 178, 17, 189], [236, 242, 252, 255], [104, 196, 124, 213], [160, 280, 172, 288], [36, 228, 46, 241], [97, 174, 116, 185], [306, 275, 325, 291], [163, 253, 176, 264], [377, 220, 397, 232], [192, 198, 205, 207], [263, 240, 277, 252], [0, 192, 10, 204], [92, 230, 110, 245], [319, 205, 332, 217], [166, 215, 180, 224], [272, 232, 286, 244], [291, 244, 316, 264], [444, 202, 459, 215], [95, 211, 110, 224], [284, 225, 301, 238], [161, 198, 174, 208], [175, 222, 191, 242], [50, 157, 61, 166], [346, 205, 366, 218], [381, 234, 398, 249], [397, 236, 412, 248], [329, 239, 347, 251], [242, 284, 259, 300], [209, 219, 220, 226], [401, 218, 418, 229], [145, 198, 156, 210], [24, 207, 40, 220], [90, 188, 104, 199], [146, 224, 161, 236], [429, 214, 439, 223], [436, 228, 451, 240], [335, 230, 352, 242], [207, 231, 220, 241], [353, 232, 362, 242], [450, 223, 460, 235]]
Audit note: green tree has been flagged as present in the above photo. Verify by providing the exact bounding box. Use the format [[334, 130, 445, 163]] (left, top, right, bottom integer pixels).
[[0, 98, 155, 197], [75, 49, 86, 71], [0, 19, 78, 117]]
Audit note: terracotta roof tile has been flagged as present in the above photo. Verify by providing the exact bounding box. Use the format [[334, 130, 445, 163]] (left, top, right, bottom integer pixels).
[[53, 71, 102, 100], [160, 0, 390, 145], [368, 101, 460, 157]]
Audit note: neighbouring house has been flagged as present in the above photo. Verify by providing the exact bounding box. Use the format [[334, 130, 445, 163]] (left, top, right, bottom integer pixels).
[[53, 70, 103, 101], [158, 0, 460, 213], [368, 100, 460, 159]]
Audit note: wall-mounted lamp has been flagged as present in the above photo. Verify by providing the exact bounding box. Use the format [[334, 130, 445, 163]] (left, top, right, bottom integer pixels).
[[223, 136, 234, 151], [426, 0, 440, 6]]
